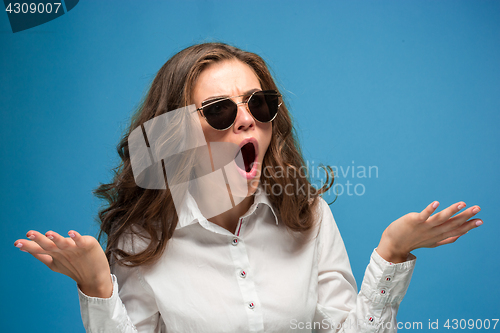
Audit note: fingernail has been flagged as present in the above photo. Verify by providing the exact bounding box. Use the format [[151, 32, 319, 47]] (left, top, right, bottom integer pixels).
[[475, 220, 483, 227], [472, 207, 480, 214], [20, 249, 28, 253], [69, 233, 76, 238], [15, 242, 23, 248], [47, 235, 54, 240], [432, 202, 439, 209], [457, 204, 464, 210], [28, 235, 35, 240]]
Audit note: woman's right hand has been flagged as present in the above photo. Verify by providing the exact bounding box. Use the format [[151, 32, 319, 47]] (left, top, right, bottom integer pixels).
[[14, 230, 113, 298]]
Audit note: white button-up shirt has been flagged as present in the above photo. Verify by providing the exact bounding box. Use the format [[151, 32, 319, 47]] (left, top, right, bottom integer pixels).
[[78, 190, 416, 332]]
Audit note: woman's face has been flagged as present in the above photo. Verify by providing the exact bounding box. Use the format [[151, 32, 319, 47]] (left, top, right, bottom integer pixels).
[[192, 59, 272, 194]]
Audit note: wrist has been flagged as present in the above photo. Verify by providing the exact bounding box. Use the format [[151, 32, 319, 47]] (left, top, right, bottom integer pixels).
[[376, 247, 409, 264], [377, 232, 410, 264], [78, 274, 113, 298]]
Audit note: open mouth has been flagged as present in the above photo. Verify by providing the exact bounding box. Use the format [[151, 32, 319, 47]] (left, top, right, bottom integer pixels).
[[235, 140, 258, 178], [241, 142, 256, 172]]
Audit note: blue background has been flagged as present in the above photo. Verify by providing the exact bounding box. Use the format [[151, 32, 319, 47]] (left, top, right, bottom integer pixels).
[[1, 1, 499, 332]]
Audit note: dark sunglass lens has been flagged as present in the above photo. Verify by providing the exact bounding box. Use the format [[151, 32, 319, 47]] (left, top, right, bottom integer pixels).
[[248, 91, 279, 122], [203, 99, 237, 130]]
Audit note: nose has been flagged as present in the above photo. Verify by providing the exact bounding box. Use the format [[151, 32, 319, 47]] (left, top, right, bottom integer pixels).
[[233, 101, 255, 132]]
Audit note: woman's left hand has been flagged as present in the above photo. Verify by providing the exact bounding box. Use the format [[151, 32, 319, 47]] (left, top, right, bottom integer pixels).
[[376, 201, 482, 263]]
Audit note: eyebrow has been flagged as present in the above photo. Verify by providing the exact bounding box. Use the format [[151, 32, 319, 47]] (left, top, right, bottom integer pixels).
[[202, 88, 261, 103]]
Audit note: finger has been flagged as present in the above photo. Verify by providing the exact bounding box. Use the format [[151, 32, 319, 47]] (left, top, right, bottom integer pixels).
[[14, 240, 54, 266], [419, 201, 440, 221], [26, 230, 57, 252], [428, 201, 466, 226], [45, 230, 75, 250], [14, 239, 48, 255], [443, 206, 481, 228], [441, 218, 483, 239], [435, 235, 461, 247], [32, 253, 54, 267], [68, 230, 85, 247], [14, 240, 29, 252]]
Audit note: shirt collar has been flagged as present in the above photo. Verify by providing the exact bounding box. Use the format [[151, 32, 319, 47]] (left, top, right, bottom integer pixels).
[[175, 187, 279, 230]]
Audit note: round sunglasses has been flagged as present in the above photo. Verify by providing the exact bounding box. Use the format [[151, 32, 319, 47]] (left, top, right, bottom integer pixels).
[[196, 90, 282, 131]]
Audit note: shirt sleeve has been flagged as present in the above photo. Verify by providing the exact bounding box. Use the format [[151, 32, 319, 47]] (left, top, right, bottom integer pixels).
[[78, 235, 162, 332], [313, 199, 416, 333]]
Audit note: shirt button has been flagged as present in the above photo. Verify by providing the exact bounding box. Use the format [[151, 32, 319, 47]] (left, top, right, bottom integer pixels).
[[384, 276, 392, 282], [380, 289, 387, 295], [248, 302, 255, 309], [368, 316, 375, 323], [239, 270, 247, 278], [231, 238, 238, 246]]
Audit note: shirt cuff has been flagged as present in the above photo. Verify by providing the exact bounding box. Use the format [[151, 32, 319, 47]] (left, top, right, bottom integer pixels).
[[78, 274, 134, 332], [359, 249, 416, 305]]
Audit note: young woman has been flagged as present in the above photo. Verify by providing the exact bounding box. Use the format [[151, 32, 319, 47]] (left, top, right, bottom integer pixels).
[[14, 43, 482, 333]]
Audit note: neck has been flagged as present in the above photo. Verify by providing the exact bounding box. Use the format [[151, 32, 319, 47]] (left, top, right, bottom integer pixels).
[[208, 195, 254, 234]]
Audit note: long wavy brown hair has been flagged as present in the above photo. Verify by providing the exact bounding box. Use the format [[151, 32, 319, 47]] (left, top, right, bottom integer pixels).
[[95, 43, 334, 267]]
